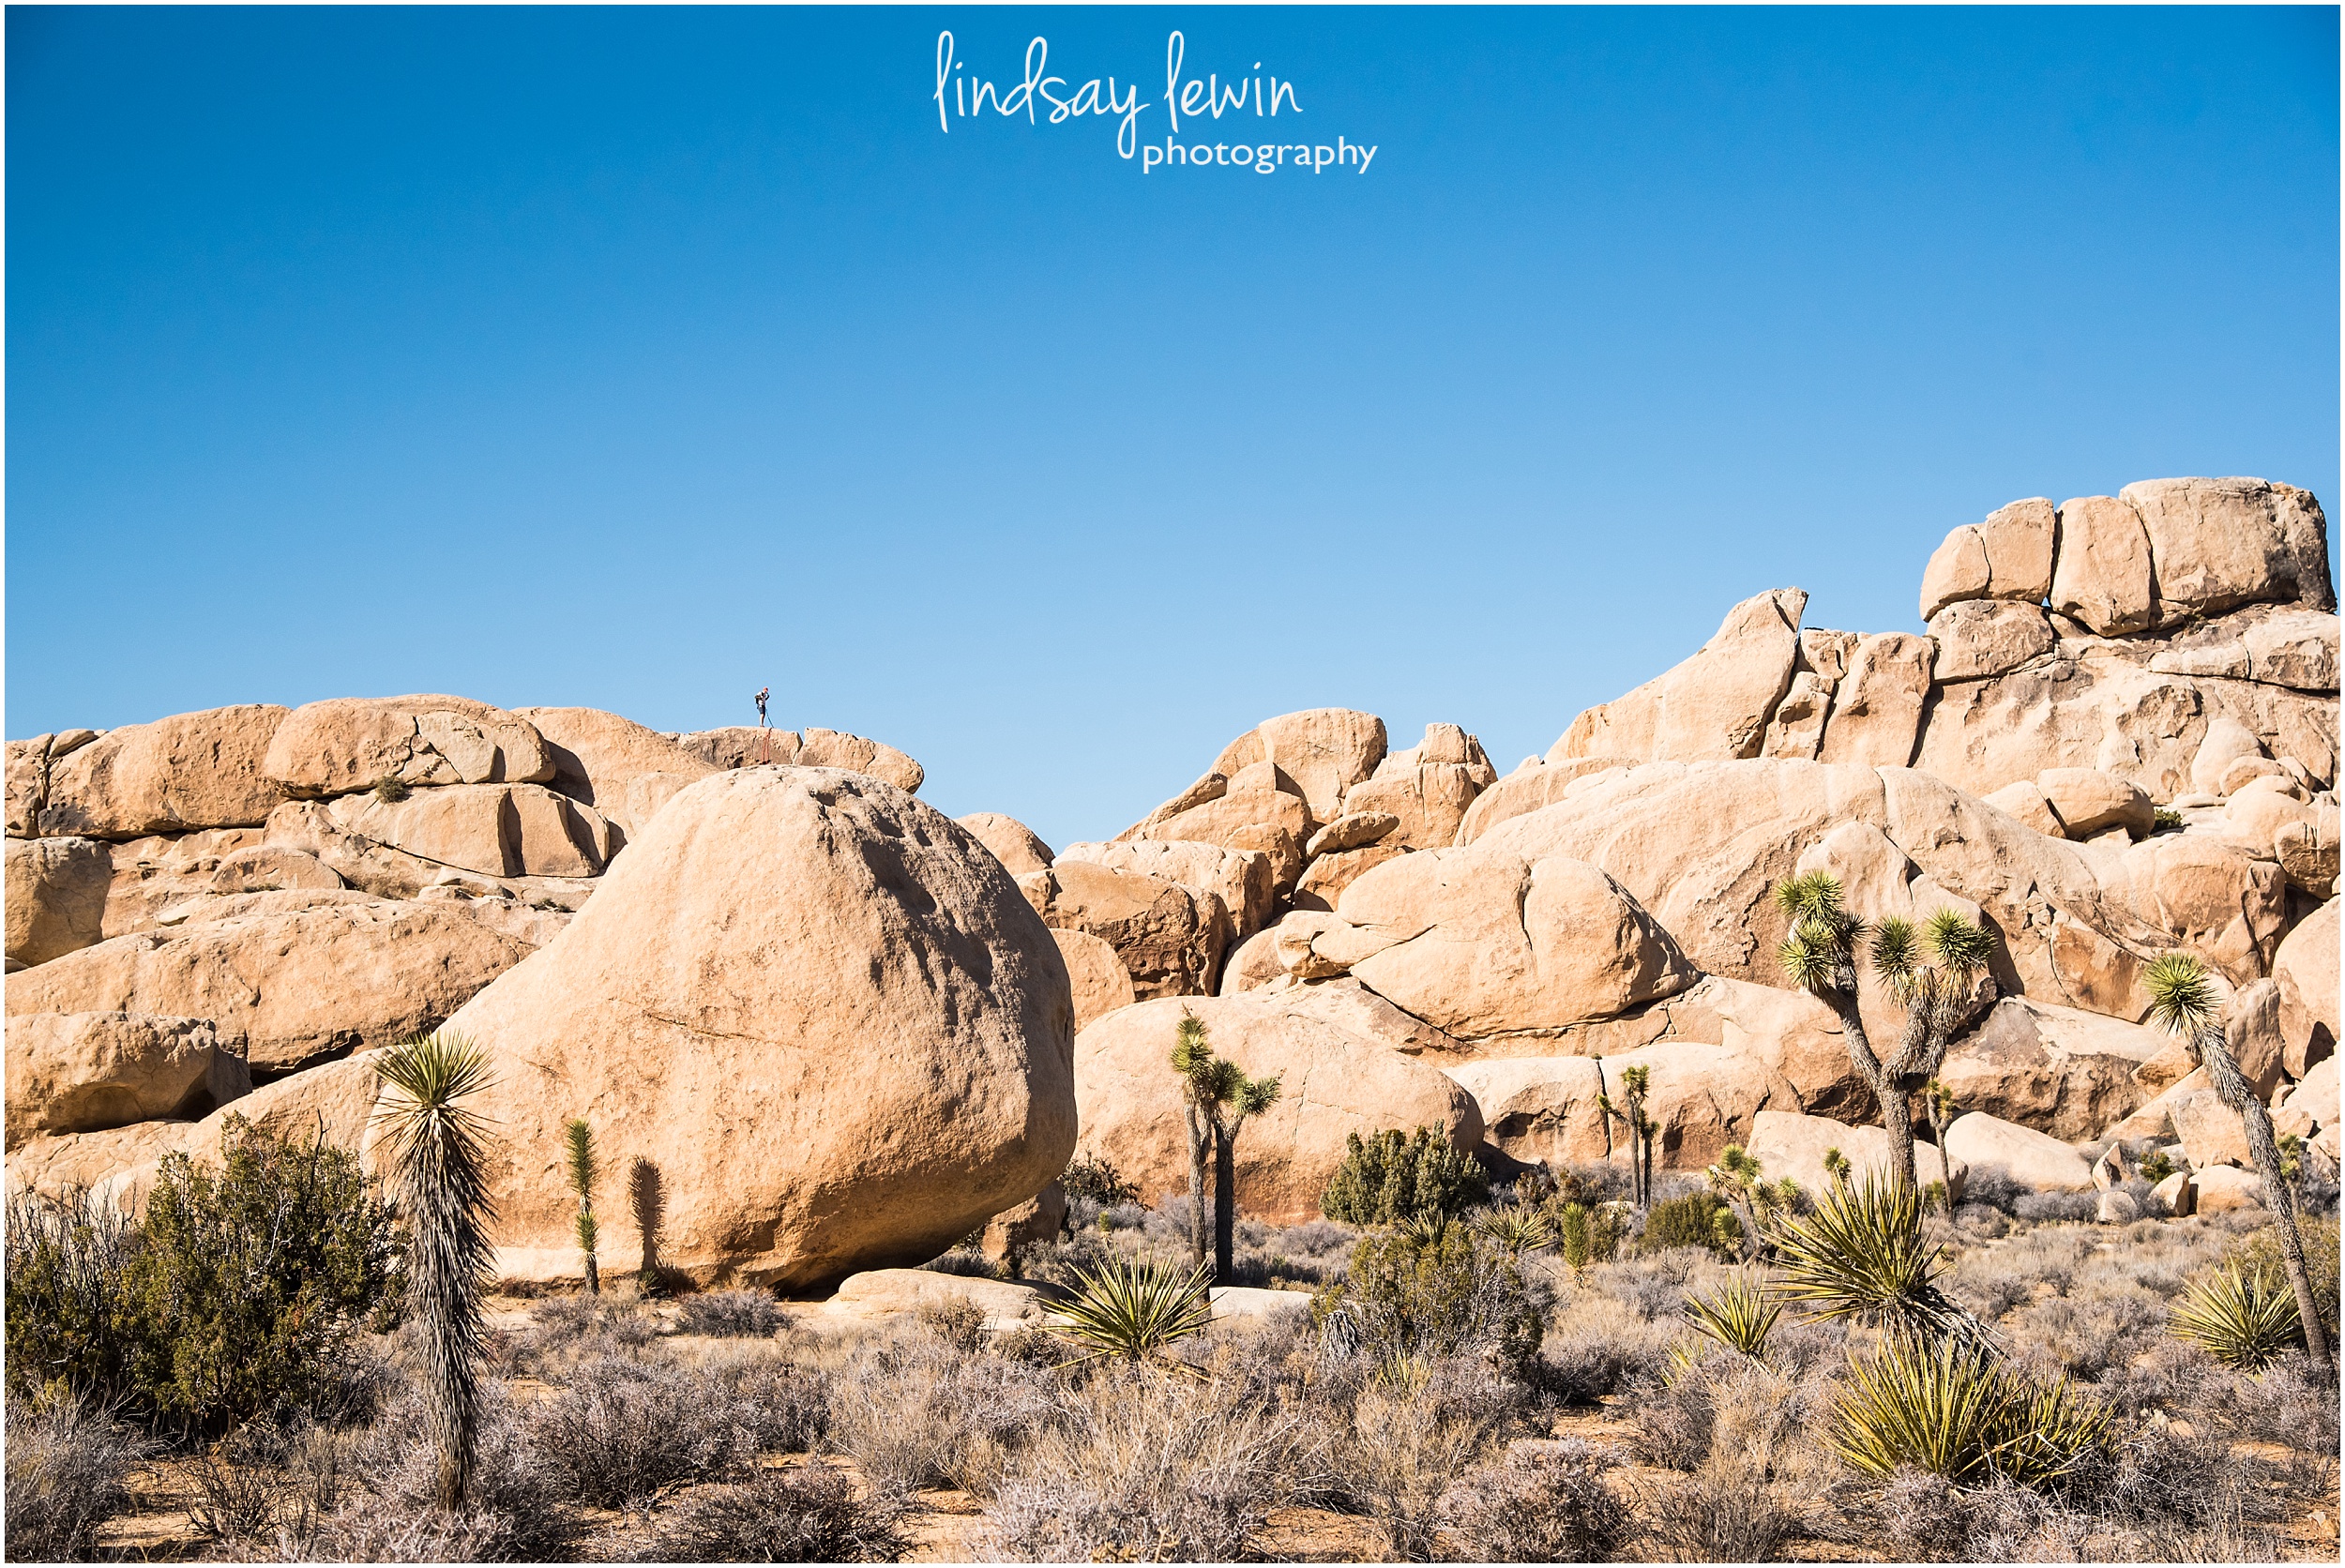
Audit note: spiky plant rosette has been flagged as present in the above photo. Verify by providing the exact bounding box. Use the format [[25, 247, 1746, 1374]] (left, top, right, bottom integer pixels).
[[2142, 952, 2223, 1039], [2171, 1260, 2302, 1370], [1473, 1204, 1555, 1257], [1770, 1174, 1987, 1349], [1828, 1331, 2112, 1489], [1684, 1272, 1781, 1364], [1051, 1253, 1215, 1364], [1774, 872, 1862, 991]]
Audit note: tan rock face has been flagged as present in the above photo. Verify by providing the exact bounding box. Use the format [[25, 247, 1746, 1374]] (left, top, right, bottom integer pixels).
[[2172, 1090, 2252, 1169], [1125, 789, 1311, 893], [1058, 839, 1274, 944], [792, 731, 926, 794], [1929, 602, 2055, 683], [2036, 769, 2153, 840], [2221, 978, 2289, 1103], [1051, 928, 1137, 1033], [5, 902, 535, 1075], [2187, 1164, 2266, 1214], [1918, 498, 2058, 622], [672, 726, 802, 770], [1291, 843, 1407, 913], [1209, 710, 1388, 827], [2120, 477, 2335, 623], [1552, 589, 1807, 764], [1341, 724, 1499, 851], [2276, 1058, 2337, 1142], [1071, 991, 1480, 1225], [2110, 836, 2287, 985], [1937, 996, 2164, 1141], [1817, 634, 1934, 768], [1943, 1112, 2092, 1191], [1761, 672, 1835, 761], [323, 784, 616, 880], [1455, 757, 1639, 845], [1446, 1041, 1798, 1173], [1323, 845, 1695, 1039], [1746, 1109, 1959, 1197], [6, 837, 113, 970], [1307, 811, 1401, 859], [1984, 781, 2066, 839], [1016, 861, 1224, 1000], [514, 707, 717, 838], [2275, 898, 2339, 1076], [2152, 605, 2340, 694], [264, 697, 553, 800], [5, 1012, 250, 1149], [1685, 974, 1871, 1119], [436, 767, 1074, 1289], [1218, 926, 1285, 995], [38, 706, 292, 839], [957, 813, 1054, 876], [2050, 496, 2156, 635]]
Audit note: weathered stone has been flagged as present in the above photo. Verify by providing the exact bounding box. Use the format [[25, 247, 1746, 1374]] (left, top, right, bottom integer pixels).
[[1455, 757, 1641, 845], [264, 697, 552, 800], [1937, 997, 2165, 1141], [2187, 1164, 2266, 1214], [2050, 496, 2156, 635], [957, 813, 1054, 876], [815, 1270, 1043, 1328], [1017, 861, 1225, 1000], [1060, 839, 1274, 943], [433, 767, 1072, 1289], [1218, 925, 1286, 995], [5, 1012, 250, 1149], [1930, 601, 2056, 683], [7, 736, 55, 837], [671, 726, 802, 770], [38, 706, 293, 839], [1203, 710, 1388, 827], [2274, 1057, 2337, 1143], [1071, 991, 1480, 1225], [1292, 844, 1407, 914], [323, 784, 616, 880], [1746, 1109, 1959, 1198], [1919, 497, 2058, 622], [2037, 768, 2154, 840], [2152, 1169, 2195, 1215], [981, 1183, 1067, 1265], [2096, 1188, 2141, 1224], [1983, 781, 2067, 838], [1125, 789, 1312, 889], [1051, 927, 1138, 1033], [1322, 844, 1695, 1039], [2121, 477, 2335, 624], [792, 731, 926, 794], [2171, 1089, 2252, 1168], [1307, 812, 1401, 859], [1818, 634, 1935, 769], [2154, 605, 2340, 694], [1761, 672, 1836, 761], [1446, 1042, 1798, 1173], [1552, 589, 1807, 764], [2111, 835, 2287, 985], [515, 706, 717, 838], [1943, 1111, 2093, 1191], [2275, 898, 2339, 1076], [6, 837, 113, 970], [5, 902, 535, 1075]]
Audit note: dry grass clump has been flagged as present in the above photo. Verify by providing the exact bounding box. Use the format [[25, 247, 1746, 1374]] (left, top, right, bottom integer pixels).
[[640, 1460, 908, 1563], [3, 1394, 145, 1561], [517, 1290, 659, 1373], [1541, 1248, 1722, 1401], [827, 1317, 1060, 1497], [530, 1355, 763, 1508], [1434, 1437, 1632, 1561], [976, 1364, 1330, 1562], [1339, 1357, 1530, 1560], [346, 1378, 573, 1559], [676, 1288, 790, 1338], [1640, 1459, 1800, 1561], [2004, 1278, 2168, 1381]]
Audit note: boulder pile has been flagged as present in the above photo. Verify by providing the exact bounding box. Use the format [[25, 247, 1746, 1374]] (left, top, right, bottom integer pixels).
[[7, 475, 2338, 1279]]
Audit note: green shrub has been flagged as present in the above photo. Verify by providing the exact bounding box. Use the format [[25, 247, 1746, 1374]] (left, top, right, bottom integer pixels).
[[1770, 1174, 1981, 1346], [2171, 1261, 2302, 1370], [1314, 1221, 1541, 1375], [1320, 1127, 1489, 1227], [2140, 1148, 2176, 1184], [5, 1190, 142, 1410], [1556, 1201, 1629, 1269], [1638, 1192, 1739, 1258], [1828, 1332, 2113, 1489], [2230, 1216, 2339, 1340], [123, 1115, 402, 1432], [1058, 1153, 1140, 1210], [2152, 807, 2184, 833]]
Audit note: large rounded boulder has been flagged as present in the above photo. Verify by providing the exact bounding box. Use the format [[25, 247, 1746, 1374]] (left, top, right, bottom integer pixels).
[[434, 767, 1076, 1290]]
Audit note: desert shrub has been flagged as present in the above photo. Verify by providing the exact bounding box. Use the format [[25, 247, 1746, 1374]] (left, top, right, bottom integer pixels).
[[2230, 1214, 2340, 1338], [1640, 1460, 1796, 1561], [1316, 1222, 1542, 1377], [2004, 1281, 2166, 1381], [348, 1379, 572, 1558], [122, 1117, 402, 1433], [1340, 1358, 1525, 1560], [4, 1190, 144, 1410], [2152, 807, 2184, 833], [643, 1461, 908, 1562], [3, 1393, 145, 1561], [220, 1504, 512, 1563], [1061, 1153, 1141, 1210], [531, 1356, 751, 1506], [1876, 1464, 1973, 1559], [189, 1413, 352, 1548], [920, 1244, 1000, 1279], [520, 1292, 657, 1373], [1016, 1227, 1112, 1291], [1683, 1272, 1780, 1363], [1960, 1166, 2028, 1214], [828, 1322, 1061, 1497], [2014, 1188, 2101, 1223], [1435, 1438, 1631, 1561], [1051, 1255, 1213, 1364], [1223, 1215, 1357, 1289], [976, 1366, 1325, 1561], [1829, 1333, 2114, 1489], [678, 1289, 789, 1338], [1631, 1363, 1716, 1469], [2171, 1260, 2301, 1369], [1555, 1200, 1631, 1268], [1638, 1192, 1740, 1258], [2214, 1350, 2342, 1452], [915, 1295, 991, 1351], [1321, 1127, 1490, 1227], [702, 1349, 834, 1454]]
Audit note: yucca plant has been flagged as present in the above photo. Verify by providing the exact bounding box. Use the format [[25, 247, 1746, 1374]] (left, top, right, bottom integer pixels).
[[2144, 953, 2331, 1372], [1774, 875, 1999, 1191], [1051, 1254, 1215, 1365], [563, 1117, 599, 1296], [1771, 1173, 1985, 1349], [1706, 1143, 1798, 1259], [1597, 1064, 1658, 1207], [1829, 1332, 2111, 1489], [1170, 1012, 1282, 1279], [1474, 1203, 1554, 1257], [1683, 1273, 1779, 1364], [371, 1032, 498, 1509], [2171, 1260, 2302, 1370]]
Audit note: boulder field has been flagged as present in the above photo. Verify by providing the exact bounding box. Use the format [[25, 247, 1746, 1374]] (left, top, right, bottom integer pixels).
[[6, 475, 2340, 1279]]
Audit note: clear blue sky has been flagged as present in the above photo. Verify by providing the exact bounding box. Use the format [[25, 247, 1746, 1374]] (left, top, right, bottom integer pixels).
[[8, 6, 2337, 851]]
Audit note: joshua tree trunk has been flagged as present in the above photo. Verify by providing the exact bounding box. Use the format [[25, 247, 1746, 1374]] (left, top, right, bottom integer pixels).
[[2199, 1024, 2333, 1372], [1182, 1101, 1210, 1270], [1213, 1120, 1238, 1282]]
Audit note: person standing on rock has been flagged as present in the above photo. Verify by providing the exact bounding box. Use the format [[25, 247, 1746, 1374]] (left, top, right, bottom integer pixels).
[[753, 686, 772, 764]]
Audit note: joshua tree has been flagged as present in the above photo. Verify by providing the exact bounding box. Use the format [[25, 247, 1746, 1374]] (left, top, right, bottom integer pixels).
[[1706, 1144, 1799, 1259], [1922, 1080, 1957, 1207], [1170, 1012, 1283, 1280], [564, 1117, 600, 1296], [1598, 1065, 1658, 1207], [2144, 954, 2332, 1372], [372, 1032, 498, 1510], [1774, 873, 1998, 1192]]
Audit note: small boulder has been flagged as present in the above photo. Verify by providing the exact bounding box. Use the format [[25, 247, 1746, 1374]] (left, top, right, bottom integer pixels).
[[1929, 601, 2055, 683], [2171, 1090, 2251, 1169], [1205, 710, 1388, 827], [264, 697, 552, 800], [1746, 1110, 1959, 1197], [815, 1270, 1044, 1329], [1982, 780, 2067, 839], [6, 837, 113, 970], [38, 706, 294, 838], [2152, 1170, 2195, 1216], [5, 1012, 250, 1148], [2274, 1057, 2337, 1142], [2037, 769, 2155, 840], [1052, 928, 1137, 1033], [2186, 1164, 2266, 1214], [1290, 843, 1406, 913], [1942, 1112, 2094, 1191], [2120, 477, 2336, 623], [1017, 861, 1225, 1000], [1306, 812, 1400, 858], [958, 812, 1055, 876], [2050, 495, 2156, 635], [1218, 926, 1285, 995], [1918, 497, 2058, 622], [2095, 1188, 2141, 1225]]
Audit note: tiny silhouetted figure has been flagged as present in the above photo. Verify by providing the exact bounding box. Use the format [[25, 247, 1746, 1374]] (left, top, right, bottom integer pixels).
[[629, 1156, 667, 1295], [754, 686, 772, 764]]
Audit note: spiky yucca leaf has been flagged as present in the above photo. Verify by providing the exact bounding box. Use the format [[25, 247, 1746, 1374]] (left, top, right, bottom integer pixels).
[[1778, 926, 1842, 991], [1772, 1175, 1980, 1346], [1051, 1254, 1215, 1363], [1774, 871, 1844, 922], [2171, 1261, 2301, 1369], [1925, 909, 1995, 973], [563, 1118, 595, 1198], [1474, 1205, 1554, 1256], [2143, 953, 2221, 1039], [1684, 1274, 1779, 1363], [1829, 1333, 2112, 1488], [1869, 916, 1920, 982], [372, 1032, 498, 1508]]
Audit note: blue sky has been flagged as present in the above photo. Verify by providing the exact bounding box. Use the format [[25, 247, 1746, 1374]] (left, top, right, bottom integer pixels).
[[8, 6, 2336, 850]]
